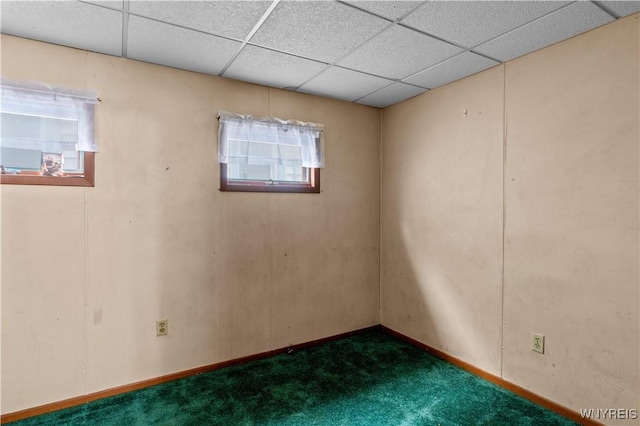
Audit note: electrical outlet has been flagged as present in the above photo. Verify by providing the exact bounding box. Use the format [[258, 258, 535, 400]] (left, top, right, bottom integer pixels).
[[156, 319, 168, 336], [532, 333, 544, 354]]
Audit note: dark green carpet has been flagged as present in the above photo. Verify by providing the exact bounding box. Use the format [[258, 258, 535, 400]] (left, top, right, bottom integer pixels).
[[10, 331, 577, 425]]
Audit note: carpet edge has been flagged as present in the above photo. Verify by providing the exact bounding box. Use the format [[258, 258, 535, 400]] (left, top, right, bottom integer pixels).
[[1, 325, 379, 424], [378, 325, 603, 426]]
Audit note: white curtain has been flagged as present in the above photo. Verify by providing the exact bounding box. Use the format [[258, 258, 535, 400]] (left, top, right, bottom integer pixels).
[[218, 111, 324, 168], [0, 78, 99, 152]]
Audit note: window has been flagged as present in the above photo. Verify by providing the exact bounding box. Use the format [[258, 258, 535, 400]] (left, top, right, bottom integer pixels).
[[0, 79, 99, 187], [218, 111, 324, 193]]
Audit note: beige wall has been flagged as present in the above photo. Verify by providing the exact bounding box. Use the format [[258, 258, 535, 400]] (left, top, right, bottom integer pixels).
[[381, 13, 639, 423], [502, 14, 639, 417], [0, 35, 380, 413], [380, 65, 505, 375]]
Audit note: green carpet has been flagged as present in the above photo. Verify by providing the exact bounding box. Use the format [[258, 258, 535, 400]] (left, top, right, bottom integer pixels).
[[10, 331, 577, 425]]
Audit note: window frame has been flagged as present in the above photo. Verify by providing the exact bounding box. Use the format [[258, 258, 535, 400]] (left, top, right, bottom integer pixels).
[[220, 163, 320, 193], [1, 79, 98, 187], [0, 152, 95, 187], [217, 111, 324, 194]]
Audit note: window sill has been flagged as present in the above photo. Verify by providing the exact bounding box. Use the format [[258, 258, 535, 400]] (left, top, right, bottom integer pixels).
[[220, 164, 320, 193], [0, 153, 95, 187]]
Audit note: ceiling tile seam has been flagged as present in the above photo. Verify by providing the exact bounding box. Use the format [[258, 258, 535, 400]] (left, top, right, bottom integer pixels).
[[465, 1, 580, 51], [329, 20, 398, 67], [388, 21, 503, 65], [291, 21, 398, 91], [591, 1, 621, 19], [351, 80, 398, 104], [219, 37, 334, 90], [294, 58, 432, 102], [80, 0, 242, 42], [396, 1, 431, 22], [391, 47, 475, 89], [289, 65, 336, 93], [332, 8, 504, 68], [395, 22, 475, 52], [121, 9, 245, 45], [238, 0, 282, 45], [219, 0, 281, 77], [335, 0, 395, 24], [396, 50, 496, 90], [398, 81, 430, 91], [351, 78, 428, 105], [335, 0, 429, 25], [466, 50, 502, 64], [331, 64, 397, 83], [78, 0, 123, 12], [292, 61, 401, 96], [241, 40, 332, 66], [121, 0, 129, 58], [404, 62, 503, 92], [395, 1, 577, 57]]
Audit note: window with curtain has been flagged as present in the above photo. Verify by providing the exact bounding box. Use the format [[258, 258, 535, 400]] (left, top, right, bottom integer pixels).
[[0, 79, 99, 187], [218, 111, 324, 193]]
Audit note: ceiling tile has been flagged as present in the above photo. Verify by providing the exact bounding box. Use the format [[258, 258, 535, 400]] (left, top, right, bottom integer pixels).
[[357, 82, 427, 108], [224, 45, 328, 90], [404, 52, 499, 89], [251, 1, 389, 63], [343, 1, 424, 21], [127, 16, 242, 75], [401, 1, 569, 48], [337, 25, 463, 80], [82, 1, 123, 9], [0, 1, 123, 56], [128, 1, 272, 40], [298, 66, 394, 102], [601, 1, 640, 17], [474, 2, 614, 62]]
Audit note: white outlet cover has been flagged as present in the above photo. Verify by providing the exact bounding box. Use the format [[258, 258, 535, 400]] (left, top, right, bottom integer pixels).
[[156, 319, 168, 336], [532, 333, 544, 354]]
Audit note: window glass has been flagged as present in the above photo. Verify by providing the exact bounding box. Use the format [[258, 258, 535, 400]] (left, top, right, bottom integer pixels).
[[1, 112, 85, 173], [0, 80, 98, 186]]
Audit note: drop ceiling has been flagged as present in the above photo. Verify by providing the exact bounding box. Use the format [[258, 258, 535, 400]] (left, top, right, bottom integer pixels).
[[1, 1, 638, 108]]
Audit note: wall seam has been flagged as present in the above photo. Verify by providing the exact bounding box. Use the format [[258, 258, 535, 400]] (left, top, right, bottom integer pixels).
[[0, 168, 2, 414], [267, 88, 273, 351], [82, 188, 89, 395], [500, 63, 507, 379], [268, 192, 273, 350], [82, 50, 90, 396], [378, 108, 383, 326]]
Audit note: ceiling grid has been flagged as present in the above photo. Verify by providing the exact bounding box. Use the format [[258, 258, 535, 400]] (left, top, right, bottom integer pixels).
[[121, 0, 129, 57], [1, 0, 638, 108]]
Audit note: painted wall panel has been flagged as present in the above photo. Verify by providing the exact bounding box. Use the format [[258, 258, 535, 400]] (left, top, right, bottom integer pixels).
[[1, 36, 90, 413], [0, 35, 380, 413], [502, 14, 639, 416], [83, 56, 232, 390], [381, 13, 639, 423], [218, 193, 272, 360], [380, 66, 505, 375], [268, 91, 381, 347], [1, 186, 86, 410]]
